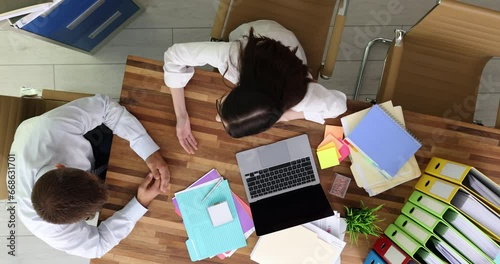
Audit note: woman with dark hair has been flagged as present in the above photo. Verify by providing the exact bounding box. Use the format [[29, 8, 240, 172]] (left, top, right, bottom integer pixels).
[[164, 20, 347, 154]]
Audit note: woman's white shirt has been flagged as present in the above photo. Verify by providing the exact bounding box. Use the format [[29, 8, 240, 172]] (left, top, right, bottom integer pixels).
[[163, 20, 346, 124]]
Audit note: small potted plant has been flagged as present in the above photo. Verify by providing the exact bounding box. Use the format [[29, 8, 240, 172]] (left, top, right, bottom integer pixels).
[[345, 201, 384, 245]]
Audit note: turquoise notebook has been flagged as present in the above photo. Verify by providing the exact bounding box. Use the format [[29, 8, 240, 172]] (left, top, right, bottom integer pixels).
[[175, 179, 247, 261], [346, 104, 421, 178]]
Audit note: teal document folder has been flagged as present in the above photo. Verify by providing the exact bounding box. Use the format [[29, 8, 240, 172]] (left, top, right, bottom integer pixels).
[[175, 180, 247, 261], [345, 104, 421, 177]]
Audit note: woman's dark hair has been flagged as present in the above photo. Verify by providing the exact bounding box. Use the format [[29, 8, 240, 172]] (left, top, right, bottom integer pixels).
[[220, 27, 312, 138]]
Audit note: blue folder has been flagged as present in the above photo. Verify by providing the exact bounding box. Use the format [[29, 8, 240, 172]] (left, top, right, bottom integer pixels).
[[364, 249, 386, 264], [346, 105, 421, 178], [175, 179, 247, 261]]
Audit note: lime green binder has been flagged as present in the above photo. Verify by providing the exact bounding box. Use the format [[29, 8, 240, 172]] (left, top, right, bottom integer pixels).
[[408, 190, 500, 260], [385, 224, 445, 264], [402, 201, 494, 263], [394, 214, 470, 264]]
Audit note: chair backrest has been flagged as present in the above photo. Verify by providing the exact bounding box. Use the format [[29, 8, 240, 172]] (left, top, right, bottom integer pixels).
[[211, 0, 340, 79], [378, 0, 500, 125], [0, 90, 92, 200]]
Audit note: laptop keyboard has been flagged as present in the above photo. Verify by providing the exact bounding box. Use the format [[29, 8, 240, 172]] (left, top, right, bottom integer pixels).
[[244, 157, 316, 199]]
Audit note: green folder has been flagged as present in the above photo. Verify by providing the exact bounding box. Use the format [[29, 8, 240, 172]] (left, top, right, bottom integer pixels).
[[409, 190, 500, 260], [402, 201, 494, 263], [385, 224, 445, 264], [394, 214, 470, 264]]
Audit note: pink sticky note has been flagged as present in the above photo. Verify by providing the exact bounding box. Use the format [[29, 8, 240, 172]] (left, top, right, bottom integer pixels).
[[337, 140, 351, 162], [324, 125, 344, 140]]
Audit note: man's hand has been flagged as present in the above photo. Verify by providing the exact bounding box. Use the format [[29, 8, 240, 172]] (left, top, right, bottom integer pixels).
[[176, 115, 198, 154], [137, 173, 161, 208], [145, 151, 170, 192]]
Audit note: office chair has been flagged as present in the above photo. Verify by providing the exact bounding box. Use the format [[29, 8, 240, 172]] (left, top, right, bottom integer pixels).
[[210, 0, 349, 80], [354, 0, 500, 128]]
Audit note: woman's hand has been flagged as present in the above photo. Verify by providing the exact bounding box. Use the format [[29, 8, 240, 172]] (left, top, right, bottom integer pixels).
[[176, 115, 198, 154]]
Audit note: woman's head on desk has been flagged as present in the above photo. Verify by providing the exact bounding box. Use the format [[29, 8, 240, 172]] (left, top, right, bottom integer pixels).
[[216, 28, 312, 138]]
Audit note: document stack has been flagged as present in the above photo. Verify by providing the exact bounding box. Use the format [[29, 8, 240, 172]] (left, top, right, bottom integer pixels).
[[340, 101, 422, 196], [250, 211, 347, 264], [378, 157, 500, 264], [172, 169, 255, 261]]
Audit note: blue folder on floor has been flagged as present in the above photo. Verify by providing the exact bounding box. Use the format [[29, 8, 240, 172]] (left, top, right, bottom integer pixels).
[[175, 179, 247, 261]]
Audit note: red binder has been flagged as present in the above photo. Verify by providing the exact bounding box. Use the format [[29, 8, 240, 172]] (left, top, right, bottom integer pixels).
[[373, 235, 417, 264]]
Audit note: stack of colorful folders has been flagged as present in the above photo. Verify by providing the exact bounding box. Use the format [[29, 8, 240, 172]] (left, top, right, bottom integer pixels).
[[378, 157, 500, 264], [340, 101, 422, 196], [173, 169, 255, 261]]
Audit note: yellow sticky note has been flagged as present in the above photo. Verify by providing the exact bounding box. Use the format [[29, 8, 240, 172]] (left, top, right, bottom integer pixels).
[[317, 141, 335, 152], [317, 147, 340, 169], [324, 125, 344, 140]]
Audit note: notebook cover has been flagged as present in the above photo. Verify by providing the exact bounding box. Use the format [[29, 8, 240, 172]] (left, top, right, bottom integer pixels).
[[346, 104, 421, 177], [176, 180, 247, 261]]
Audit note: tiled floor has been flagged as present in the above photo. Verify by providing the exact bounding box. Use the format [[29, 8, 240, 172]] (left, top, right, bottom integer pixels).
[[0, 0, 499, 263]]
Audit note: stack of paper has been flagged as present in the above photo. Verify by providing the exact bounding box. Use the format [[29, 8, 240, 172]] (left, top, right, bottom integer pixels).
[[173, 169, 254, 261], [341, 101, 421, 196], [250, 212, 347, 264], [316, 125, 350, 169]]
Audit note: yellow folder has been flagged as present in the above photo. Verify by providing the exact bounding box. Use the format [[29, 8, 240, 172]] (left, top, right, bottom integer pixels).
[[401, 201, 494, 263], [394, 214, 471, 264], [425, 157, 500, 211], [385, 224, 445, 264], [408, 190, 500, 256], [415, 174, 500, 241]]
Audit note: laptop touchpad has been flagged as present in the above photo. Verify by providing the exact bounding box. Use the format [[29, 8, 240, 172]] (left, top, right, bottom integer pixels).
[[258, 141, 290, 168]]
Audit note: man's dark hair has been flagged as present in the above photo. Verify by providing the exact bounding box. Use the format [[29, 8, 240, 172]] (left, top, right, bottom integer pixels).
[[32, 168, 108, 224], [220, 27, 312, 138]]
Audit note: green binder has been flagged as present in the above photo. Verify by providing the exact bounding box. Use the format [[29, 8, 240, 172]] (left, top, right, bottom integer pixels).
[[394, 214, 470, 264], [402, 201, 494, 263], [408, 190, 500, 260], [385, 224, 445, 264]]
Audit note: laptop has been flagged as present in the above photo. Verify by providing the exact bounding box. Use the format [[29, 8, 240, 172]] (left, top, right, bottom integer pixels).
[[236, 134, 334, 236]]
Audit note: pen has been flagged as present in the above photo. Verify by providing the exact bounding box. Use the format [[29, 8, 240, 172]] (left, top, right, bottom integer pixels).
[[202, 178, 223, 202]]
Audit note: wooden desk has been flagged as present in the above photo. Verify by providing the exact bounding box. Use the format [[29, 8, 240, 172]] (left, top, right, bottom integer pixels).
[[93, 55, 500, 264]]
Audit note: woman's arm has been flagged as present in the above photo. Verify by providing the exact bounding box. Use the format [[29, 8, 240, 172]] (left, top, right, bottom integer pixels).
[[170, 88, 198, 154], [164, 42, 234, 88], [277, 109, 305, 122]]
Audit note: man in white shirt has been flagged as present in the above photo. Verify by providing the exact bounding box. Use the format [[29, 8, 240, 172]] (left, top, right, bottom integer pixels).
[[9, 94, 170, 258]]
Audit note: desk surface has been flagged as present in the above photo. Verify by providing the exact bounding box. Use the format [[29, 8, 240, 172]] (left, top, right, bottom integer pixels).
[[92, 55, 500, 264]]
